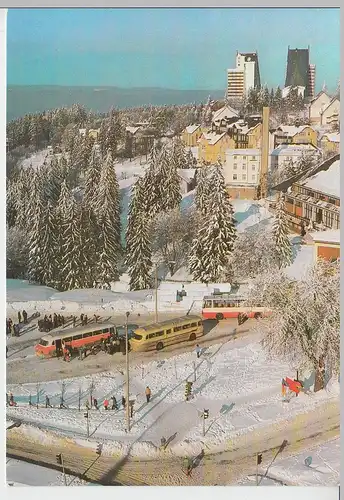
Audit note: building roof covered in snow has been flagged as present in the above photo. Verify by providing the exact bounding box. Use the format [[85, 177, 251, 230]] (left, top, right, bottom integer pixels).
[[212, 105, 239, 123], [226, 148, 261, 156], [126, 126, 141, 135], [272, 153, 340, 193], [185, 124, 201, 134], [301, 160, 340, 198], [309, 229, 340, 244], [201, 131, 227, 145], [178, 168, 196, 183], [275, 125, 311, 137], [271, 143, 319, 156], [322, 133, 340, 143]]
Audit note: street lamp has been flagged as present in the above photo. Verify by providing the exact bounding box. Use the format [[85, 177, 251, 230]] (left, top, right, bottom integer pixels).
[[125, 311, 130, 433]]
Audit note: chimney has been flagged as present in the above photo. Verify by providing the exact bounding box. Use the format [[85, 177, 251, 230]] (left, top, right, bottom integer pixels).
[[258, 106, 270, 199]]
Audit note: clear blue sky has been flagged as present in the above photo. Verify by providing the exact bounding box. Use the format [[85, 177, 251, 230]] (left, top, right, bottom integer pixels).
[[7, 8, 340, 92]]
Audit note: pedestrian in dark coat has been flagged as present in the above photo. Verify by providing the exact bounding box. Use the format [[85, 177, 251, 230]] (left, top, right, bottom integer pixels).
[[73, 316, 76, 328], [45, 395, 52, 408], [145, 386, 151, 403], [62, 315, 65, 328], [84, 315, 88, 325], [111, 396, 118, 410], [80, 314, 84, 325], [23, 310, 28, 324], [121, 396, 126, 409], [53, 314, 58, 329], [18, 311, 22, 324], [6, 346, 8, 358], [93, 398, 99, 410]]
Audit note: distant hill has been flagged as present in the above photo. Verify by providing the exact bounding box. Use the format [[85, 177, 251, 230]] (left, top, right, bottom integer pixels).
[[7, 85, 224, 122]]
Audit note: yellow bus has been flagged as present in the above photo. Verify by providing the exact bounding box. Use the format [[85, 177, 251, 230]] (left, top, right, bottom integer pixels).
[[129, 315, 203, 352]]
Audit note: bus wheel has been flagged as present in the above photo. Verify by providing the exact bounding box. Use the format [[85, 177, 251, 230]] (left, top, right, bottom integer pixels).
[[216, 313, 224, 321], [189, 333, 196, 341], [156, 342, 164, 351], [254, 312, 262, 320]]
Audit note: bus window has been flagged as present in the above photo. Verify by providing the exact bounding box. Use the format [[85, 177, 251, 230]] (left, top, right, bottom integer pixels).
[[110, 327, 115, 335], [132, 333, 143, 340], [182, 324, 190, 330], [213, 301, 220, 308], [73, 334, 82, 341], [38, 339, 49, 346], [174, 326, 182, 332], [191, 322, 197, 327], [83, 332, 92, 338], [64, 337, 72, 343], [204, 300, 212, 308], [166, 329, 172, 334], [102, 328, 109, 334], [156, 330, 164, 337], [93, 330, 102, 336]]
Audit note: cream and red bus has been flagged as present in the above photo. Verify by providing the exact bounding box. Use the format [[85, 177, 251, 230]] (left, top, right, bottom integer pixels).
[[202, 295, 271, 322], [129, 315, 203, 353], [35, 323, 116, 359]]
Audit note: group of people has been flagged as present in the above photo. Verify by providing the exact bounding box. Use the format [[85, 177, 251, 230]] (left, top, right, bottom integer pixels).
[[38, 314, 66, 333], [6, 310, 28, 336], [6, 392, 17, 406], [84, 386, 152, 417]]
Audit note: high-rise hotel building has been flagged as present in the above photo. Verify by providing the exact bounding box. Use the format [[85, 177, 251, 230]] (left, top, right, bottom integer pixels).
[[285, 46, 316, 99], [227, 51, 261, 100]]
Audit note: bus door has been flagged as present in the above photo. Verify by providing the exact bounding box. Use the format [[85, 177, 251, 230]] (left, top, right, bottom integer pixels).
[[55, 338, 63, 357]]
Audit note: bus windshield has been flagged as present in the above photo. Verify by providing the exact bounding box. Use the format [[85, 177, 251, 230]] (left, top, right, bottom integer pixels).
[[38, 339, 49, 346], [132, 333, 143, 341]]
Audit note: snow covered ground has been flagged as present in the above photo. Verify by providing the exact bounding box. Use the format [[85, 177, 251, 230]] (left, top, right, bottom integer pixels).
[[6, 458, 87, 486], [6, 334, 339, 459], [238, 438, 340, 486]]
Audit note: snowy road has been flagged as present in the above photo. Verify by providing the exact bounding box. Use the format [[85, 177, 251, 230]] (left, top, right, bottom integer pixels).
[[6, 399, 339, 486], [6, 317, 250, 384]]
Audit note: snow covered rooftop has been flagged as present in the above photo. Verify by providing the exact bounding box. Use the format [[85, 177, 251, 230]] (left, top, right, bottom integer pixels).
[[309, 229, 340, 244], [271, 144, 319, 156], [302, 160, 340, 198], [178, 168, 196, 183], [126, 126, 140, 135], [322, 133, 340, 143], [185, 124, 201, 134], [276, 125, 310, 136], [226, 148, 261, 156], [212, 105, 239, 122], [285, 245, 314, 281], [202, 131, 227, 145]]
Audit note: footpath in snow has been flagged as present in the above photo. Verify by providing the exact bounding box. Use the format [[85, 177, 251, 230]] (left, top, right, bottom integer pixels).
[[6, 334, 339, 459]]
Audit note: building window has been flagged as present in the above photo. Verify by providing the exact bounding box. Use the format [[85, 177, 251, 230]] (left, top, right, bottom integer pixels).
[[233, 174, 238, 180], [243, 156, 246, 160], [234, 155, 237, 159], [252, 165, 256, 171], [323, 211, 334, 228], [233, 163, 237, 169], [242, 164, 246, 170], [251, 156, 256, 160], [252, 174, 256, 181], [305, 203, 312, 220], [286, 196, 294, 205], [242, 174, 247, 181]]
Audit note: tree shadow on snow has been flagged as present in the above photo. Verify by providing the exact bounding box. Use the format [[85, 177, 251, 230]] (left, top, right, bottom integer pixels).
[[193, 375, 217, 396], [259, 439, 288, 485], [301, 371, 315, 391]]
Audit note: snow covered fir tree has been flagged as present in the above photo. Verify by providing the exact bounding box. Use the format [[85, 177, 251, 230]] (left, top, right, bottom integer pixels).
[[271, 195, 293, 269]]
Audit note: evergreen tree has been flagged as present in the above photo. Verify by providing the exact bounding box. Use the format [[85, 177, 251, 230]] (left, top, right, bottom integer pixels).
[[194, 166, 212, 216], [171, 137, 187, 169], [95, 151, 122, 287], [79, 204, 99, 288], [189, 164, 237, 283], [127, 210, 152, 291], [28, 194, 49, 285], [40, 201, 58, 287], [60, 196, 84, 291], [271, 196, 293, 269], [159, 145, 181, 212], [83, 146, 102, 209]]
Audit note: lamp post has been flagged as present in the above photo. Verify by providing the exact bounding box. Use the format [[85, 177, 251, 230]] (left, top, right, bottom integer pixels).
[[125, 311, 130, 433], [154, 264, 158, 323]]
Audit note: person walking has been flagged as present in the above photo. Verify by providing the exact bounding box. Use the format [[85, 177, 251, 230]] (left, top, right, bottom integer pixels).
[[85, 400, 90, 411], [130, 401, 134, 418], [80, 314, 84, 326], [62, 315, 65, 328], [121, 396, 126, 409], [17, 311, 22, 324], [73, 316, 76, 328], [195, 344, 201, 359], [103, 399, 109, 411], [93, 398, 99, 410], [111, 396, 118, 410], [94, 314, 98, 324], [23, 310, 28, 324], [84, 314, 88, 325], [45, 395, 52, 408], [145, 386, 151, 403], [6, 345, 8, 359]]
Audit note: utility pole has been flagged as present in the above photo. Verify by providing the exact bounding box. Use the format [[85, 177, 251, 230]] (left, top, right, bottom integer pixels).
[[154, 264, 158, 323], [84, 410, 90, 438], [125, 311, 130, 433], [256, 453, 262, 486]]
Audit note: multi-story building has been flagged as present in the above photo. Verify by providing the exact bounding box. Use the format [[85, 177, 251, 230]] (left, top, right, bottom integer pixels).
[[198, 131, 235, 164], [273, 125, 318, 148], [181, 124, 203, 147], [224, 148, 261, 199], [308, 90, 332, 125], [212, 105, 239, 128], [271, 143, 321, 171], [284, 46, 313, 99], [308, 64, 316, 100], [271, 154, 340, 233], [320, 133, 340, 155], [226, 51, 261, 100]]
